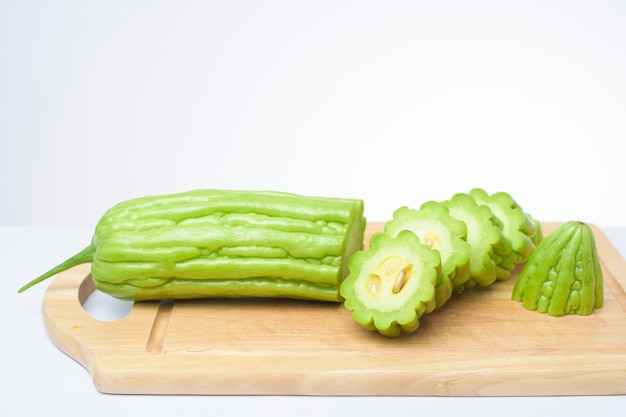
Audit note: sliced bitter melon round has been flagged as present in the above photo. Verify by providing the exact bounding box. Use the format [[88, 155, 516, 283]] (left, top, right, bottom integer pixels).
[[439, 193, 506, 290], [339, 230, 442, 337], [468, 188, 537, 281], [384, 202, 469, 304]]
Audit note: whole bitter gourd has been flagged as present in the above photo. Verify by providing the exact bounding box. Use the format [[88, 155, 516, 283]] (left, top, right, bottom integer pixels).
[[511, 221, 603, 316], [18, 189, 366, 302]]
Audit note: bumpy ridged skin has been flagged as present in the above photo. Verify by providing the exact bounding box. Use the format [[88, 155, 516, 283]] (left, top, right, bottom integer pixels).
[[512, 221, 577, 306], [94, 190, 366, 301], [384, 203, 469, 305], [511, 221, 603, 316], [339, 231, 442, 337], [19, 189, 366, 302]]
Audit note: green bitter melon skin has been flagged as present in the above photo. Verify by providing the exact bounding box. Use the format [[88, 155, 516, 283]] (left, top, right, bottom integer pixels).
[[19, 189, 367, 302], [511, 221, 578, 308], [528, 214, 544, 246], [511, 221, 603, 316]]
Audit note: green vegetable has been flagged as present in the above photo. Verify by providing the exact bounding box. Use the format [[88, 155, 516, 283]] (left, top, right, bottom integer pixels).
[[384, 203, 469, 303], [528, 214, 544, 246], [18, 189, 366, 302], [511, 221, 603, 316], [468, 188, 537, 281], [439, 193, 506, 289], [339, 230, 442, 337]]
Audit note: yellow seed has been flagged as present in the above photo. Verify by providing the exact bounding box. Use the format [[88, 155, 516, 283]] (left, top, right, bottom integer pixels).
[[392, 269, 407, 293], [422, 232, 442, 250]]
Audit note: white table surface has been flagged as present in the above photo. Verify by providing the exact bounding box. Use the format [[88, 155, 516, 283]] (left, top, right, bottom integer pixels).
[[2, 225, 626, 417]]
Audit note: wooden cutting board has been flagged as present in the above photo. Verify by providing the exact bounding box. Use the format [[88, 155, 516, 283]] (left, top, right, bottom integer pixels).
[[42, 222, 626, 396]]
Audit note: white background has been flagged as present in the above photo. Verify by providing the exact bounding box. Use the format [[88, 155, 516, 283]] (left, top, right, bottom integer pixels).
[[2, 0, 625, 228], [3, 2, 626, 416]]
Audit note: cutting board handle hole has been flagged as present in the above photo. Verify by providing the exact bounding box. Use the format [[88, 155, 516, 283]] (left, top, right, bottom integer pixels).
[[79, 274, 134, 322]]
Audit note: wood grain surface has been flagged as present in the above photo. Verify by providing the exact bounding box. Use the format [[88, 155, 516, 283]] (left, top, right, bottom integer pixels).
[[41, 223, 626, 396]]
